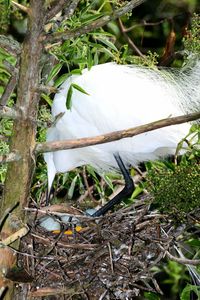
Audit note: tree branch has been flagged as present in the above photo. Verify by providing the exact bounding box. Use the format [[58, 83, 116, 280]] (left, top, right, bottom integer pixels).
[[35, 111, 200, 154], [45, 0, 146, 43], [45, 0, 68, 22], [11, 1, 30, 14], [0, 35, 21, 56], [0, 152, 21, 164], [63, 0, 81, 19], [159, 245, 200, 266], [0, 62, 19, 106], [118, 18, 145, 57], [0, 106, 20, 119]]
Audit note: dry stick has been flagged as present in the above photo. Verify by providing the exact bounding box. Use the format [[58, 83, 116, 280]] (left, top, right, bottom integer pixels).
[[118, 18, 145, 58], [45, 0, 147, 43], [11, 1, 30, 14], [35, 111, 200, 154], [159, 245, 200, 266]]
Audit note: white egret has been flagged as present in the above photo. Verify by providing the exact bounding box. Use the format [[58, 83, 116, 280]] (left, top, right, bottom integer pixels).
[[44, 60, 200, 217]]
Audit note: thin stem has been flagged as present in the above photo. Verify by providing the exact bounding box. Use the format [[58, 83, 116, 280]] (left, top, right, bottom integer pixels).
[[35, 111, 200, 154]]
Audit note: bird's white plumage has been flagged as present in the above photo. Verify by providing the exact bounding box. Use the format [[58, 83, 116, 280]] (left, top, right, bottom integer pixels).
[[44, 61, 200, 191]]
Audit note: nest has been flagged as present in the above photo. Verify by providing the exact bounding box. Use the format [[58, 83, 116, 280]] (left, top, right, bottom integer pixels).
[[15, 197, 199, 299]]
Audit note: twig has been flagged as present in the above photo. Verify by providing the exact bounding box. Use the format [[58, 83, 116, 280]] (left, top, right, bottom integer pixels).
[[0, 106, 20, 119], [82, 167, 97, 203], [0, 62, 19, 106], [45, 0, 68, 22], [118, 18, 145, 57], [31, 233, 98, 250], [0, 35, 21, 56], [35, 111, 200, 154], [108, 242, 114, 273], [44, 0, 146, 43], [64, 0, 81, 19], [159, 244, 200, 266], [37, 85, 57, 94], [0, 152, 21, 163], [28, 286, 83, 298], [11, 1, 30, 14], [0, 226, 29, 247], [124, 19, 164, 33]]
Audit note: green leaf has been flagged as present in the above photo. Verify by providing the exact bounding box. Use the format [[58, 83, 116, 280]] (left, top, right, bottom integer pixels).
[[66, 85, 73, 110], [143, 292, 160, 300], [180, 284, 200, 300], [54, 74, 69, 88], [95, 36, 118, 52], [46, 63, 63, 84], [71, 83, 89, 96], [67, 175, 78, 199], [41, 93, 52, 107]]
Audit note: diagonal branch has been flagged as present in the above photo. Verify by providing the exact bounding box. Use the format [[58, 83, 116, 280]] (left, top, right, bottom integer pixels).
[[0, 62, 19, 106], [45, 0, 68, 22], [63, 0, 81, 19], [45, 0, 147, 43], [11, 1, 30, 14], [35, 111, 200, 154], [118, 18, 145, 57], [0, 35, 21, 56]]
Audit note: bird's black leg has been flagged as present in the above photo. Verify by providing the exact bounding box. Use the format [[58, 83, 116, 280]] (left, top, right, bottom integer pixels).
[[92, 154, 134, 217]]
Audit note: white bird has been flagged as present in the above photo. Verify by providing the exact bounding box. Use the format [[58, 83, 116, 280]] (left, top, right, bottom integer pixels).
[[44, 60, 200, 217]]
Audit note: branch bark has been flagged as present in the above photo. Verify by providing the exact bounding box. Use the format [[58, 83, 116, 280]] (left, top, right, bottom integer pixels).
[[0, 1, 46, 298], [35, 111, 200, 154], [0, 35, 21, 56], [45, 0, 146, 43], [0, 106, 20, 119], [0, 152, 21, 163], [45, 0, 68, 22]]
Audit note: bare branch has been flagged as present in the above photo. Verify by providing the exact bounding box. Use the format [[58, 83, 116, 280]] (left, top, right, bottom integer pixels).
[[0, 152, 21, 163], [35, 111, 200, 154], [64, 0, 81, 19], [45, 0, 68, 22], [0, 75, 18, 106], [118, 18, 145, 57], [124, 19, 164, 33], [0, 35, 21, 56], [0, 106, 20, 119], [11, 1, 30, 14], [0, 62, 19, 106], [45, 0, 147, 43], [159, 245, 200, 266], [37, 85, 57, 94]]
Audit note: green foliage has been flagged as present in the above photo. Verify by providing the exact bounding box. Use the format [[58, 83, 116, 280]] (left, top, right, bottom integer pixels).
[[66, 83, 89, 110], [0, 0, 10, 34], [147, 159, 200, 221], [144, 291, 160, 300], [183, 13, 200, 55], [147, 125, 200, 221], [162, 261, 188, 295], [180, 284, 200, 300]]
